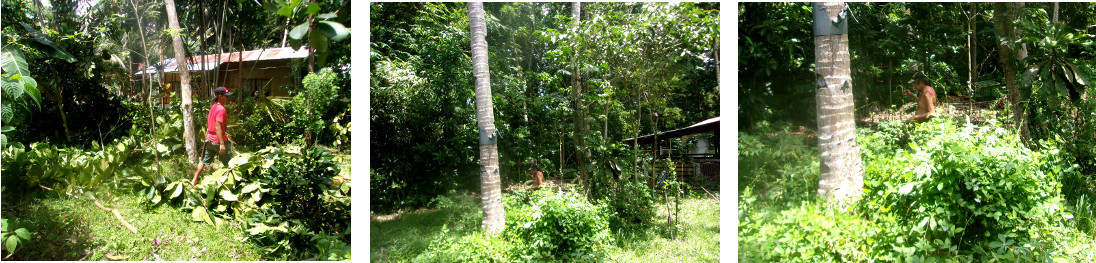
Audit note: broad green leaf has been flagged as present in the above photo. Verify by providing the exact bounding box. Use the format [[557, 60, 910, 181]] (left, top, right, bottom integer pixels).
[[192, 206, 208, 222], [1, 46, 30, 77], [304, 3, 320, 15], [19, 23, 76, 62], [152, 192, 161, 204], [315, 21, 349, 42], [898, 183, 916, 195], [1, 103, 12, 124], [241, 183, 260, 194], [277, 0, 301, 18], [310, 29, 329, 52], [289, 22, 310, 40], [317, 11, 338, 19], [5, 236, 17, 254], [2, 75, 24, 99], [219, 190, 238, 202], [170, 183, 184, 199]]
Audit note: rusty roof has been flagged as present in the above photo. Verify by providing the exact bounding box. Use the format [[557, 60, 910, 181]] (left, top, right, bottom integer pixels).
[[136, 47, 309, 75]]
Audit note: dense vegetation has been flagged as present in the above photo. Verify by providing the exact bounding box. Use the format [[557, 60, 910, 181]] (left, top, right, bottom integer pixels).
[[740, 2, 1096, 262], [371, 2, 719, 212], [370, 2, 720, 261], [2, 0, 350, 260]]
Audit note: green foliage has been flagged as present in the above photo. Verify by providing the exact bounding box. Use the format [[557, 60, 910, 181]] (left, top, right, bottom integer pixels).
[[413, 229, 512, 263], [291, 68, 342, 143], [235, 96, 297, 150], [740, 118, 1096, 261], [243, 146, 351, 260], [739, 196, 882, 262], [505, 190, 613, 262], [1, 212, 34, 257], [2, 137, 139, 195], [268, 0, 349, 67], [737, 128, 820, 205]]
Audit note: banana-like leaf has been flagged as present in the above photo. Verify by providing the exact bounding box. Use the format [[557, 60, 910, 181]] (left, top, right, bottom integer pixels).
[[19, 23, 76, 63]]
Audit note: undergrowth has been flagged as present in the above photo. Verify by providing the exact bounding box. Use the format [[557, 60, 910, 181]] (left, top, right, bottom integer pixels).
[[739, 117, 1096, 262]]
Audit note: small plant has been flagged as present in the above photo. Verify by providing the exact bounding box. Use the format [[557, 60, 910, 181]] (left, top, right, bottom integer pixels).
[[1, 218, 32, 258]]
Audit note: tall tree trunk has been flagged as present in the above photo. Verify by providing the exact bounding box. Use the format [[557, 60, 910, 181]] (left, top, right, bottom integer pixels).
[[469, 2, 505, 234], [570, 2, 590, 193], [1053, 2, 1059, 24], [813, 2, 865, 206], [166, 0, 199, 164], [993, 3, 1031, 142]]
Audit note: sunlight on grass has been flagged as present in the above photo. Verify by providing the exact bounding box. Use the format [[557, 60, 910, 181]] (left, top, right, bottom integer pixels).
[[5, 191, 263, 260], [369, 193, 719, 262]]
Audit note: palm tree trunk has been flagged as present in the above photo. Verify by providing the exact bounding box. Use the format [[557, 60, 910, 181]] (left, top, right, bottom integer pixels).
[[469, 2, 505, 234], [813, 2, 866, 206], [166, 0, 199, 164]]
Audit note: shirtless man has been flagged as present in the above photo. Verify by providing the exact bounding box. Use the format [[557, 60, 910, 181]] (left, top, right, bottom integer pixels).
[[528, 166, 544, 190], [904, 72, 937, 122]]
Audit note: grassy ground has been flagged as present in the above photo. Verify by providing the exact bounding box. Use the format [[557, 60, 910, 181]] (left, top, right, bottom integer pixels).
[[2, 189, 264, 261], [370, 192, 720, 262]]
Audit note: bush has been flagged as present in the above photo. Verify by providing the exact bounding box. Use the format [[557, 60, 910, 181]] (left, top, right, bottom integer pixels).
[[859, 118, 1076, 261], [291, 68, 341, 144], [243, 146, 351, 260], [605, 180, 656, 231], [505, 190, 612, 262]]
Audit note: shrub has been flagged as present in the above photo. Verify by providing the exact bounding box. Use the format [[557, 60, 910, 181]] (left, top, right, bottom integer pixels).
[[601, 180, 656, 231], [290, 68, 341, 145], [505, 190, 612, 262], [859, 118, 1075, 261]]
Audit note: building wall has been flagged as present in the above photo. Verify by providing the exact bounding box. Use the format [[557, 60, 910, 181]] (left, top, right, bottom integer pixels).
[[156, 58, 302, 102]]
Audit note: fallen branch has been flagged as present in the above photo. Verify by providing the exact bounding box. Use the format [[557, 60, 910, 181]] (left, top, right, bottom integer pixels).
[[94, 200, 138, 234], [699, 186, 720, 202]]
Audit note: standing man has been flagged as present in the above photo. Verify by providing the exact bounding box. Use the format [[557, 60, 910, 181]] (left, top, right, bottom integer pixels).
[[904, 72, 937, 122], [192, 87, 233, 185]]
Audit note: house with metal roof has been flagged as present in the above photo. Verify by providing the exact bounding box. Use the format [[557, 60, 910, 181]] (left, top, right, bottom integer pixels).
[[624, 116, 720, 185], [134, 46, 310, 103]]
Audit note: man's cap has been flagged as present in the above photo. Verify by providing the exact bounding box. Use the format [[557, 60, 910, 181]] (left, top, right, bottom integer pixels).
[[909, 72, 929, 84], [215, 87, 233, 96]]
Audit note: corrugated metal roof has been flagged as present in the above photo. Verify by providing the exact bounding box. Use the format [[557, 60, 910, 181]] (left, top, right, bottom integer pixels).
[[136, 47, 309, 75]]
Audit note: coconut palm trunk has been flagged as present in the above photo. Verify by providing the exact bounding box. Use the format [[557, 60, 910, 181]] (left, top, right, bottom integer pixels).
[[812, 2, 865, 205], [468, 2, 505, 234], [165, 0, 199, 164]]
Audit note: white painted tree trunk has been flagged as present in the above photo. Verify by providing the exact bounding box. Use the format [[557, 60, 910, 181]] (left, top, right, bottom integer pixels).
[[813, 2, 865, 206], [468, 2, 506, 234]]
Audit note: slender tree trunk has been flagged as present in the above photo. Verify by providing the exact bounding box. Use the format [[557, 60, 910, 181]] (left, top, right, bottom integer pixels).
[[813, 2, 866, 206], [469, 2, 505, 234], [993, 2, 1031, 142], [1053, 2, 1059, 24], [166, 0, 199, 164], [570, 2, 590, 193]]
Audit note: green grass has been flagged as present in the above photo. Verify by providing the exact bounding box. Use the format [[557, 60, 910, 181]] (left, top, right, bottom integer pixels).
[[369, 192, 720, 262], [610, 196, 720, 262], [3, 188, 264, 261]]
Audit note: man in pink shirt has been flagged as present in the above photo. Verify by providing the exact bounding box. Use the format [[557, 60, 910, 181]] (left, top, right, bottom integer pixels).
[[192, 87, 234, 185]]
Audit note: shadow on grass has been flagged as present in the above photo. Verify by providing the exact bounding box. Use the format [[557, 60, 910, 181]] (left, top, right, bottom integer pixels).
[[2, 192, 97, 260], [370, 194, 481, 262]]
